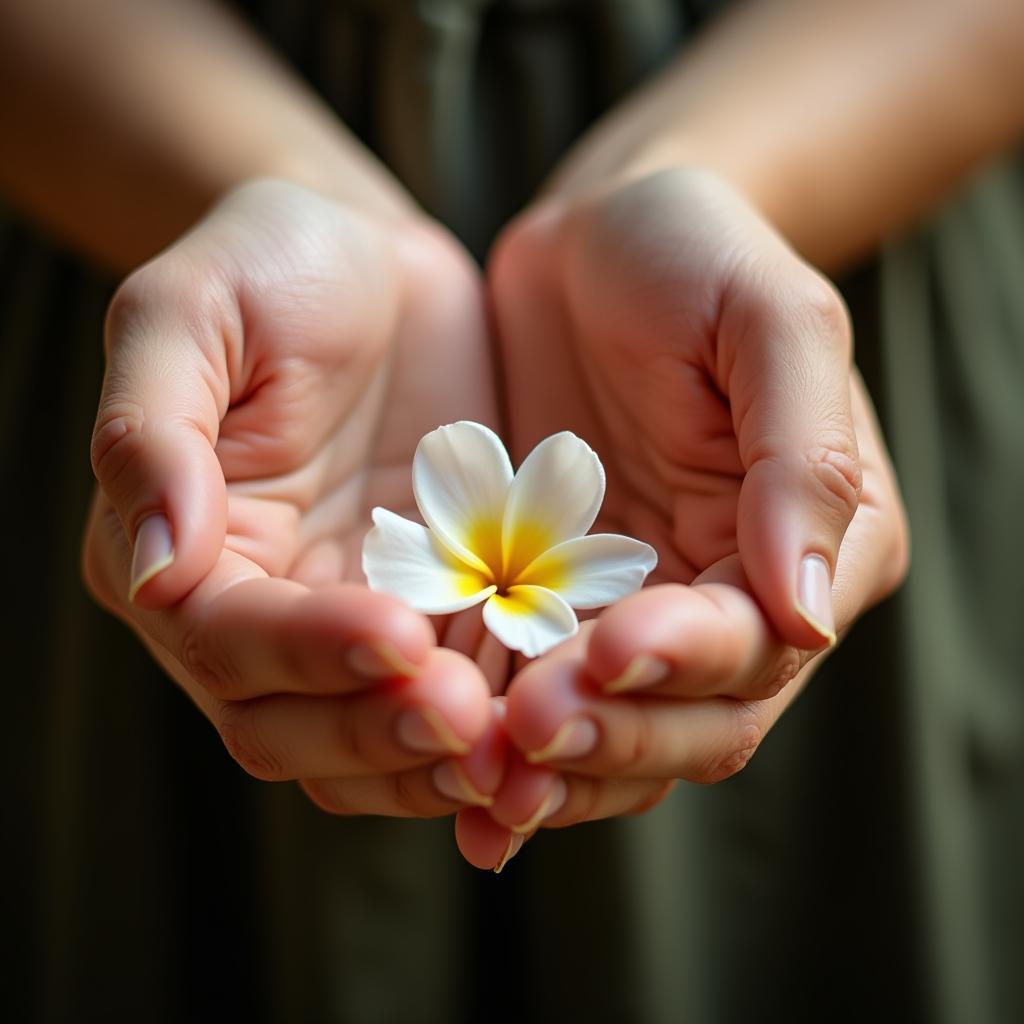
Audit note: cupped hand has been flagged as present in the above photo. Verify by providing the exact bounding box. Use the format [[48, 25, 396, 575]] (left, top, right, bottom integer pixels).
[[83, 179, 505, 819], [467, 168, 908, 863]]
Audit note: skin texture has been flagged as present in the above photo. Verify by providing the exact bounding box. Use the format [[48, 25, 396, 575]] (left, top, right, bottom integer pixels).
[[1, 0, 1017, 870], [0, 0, 412, 270], [551, 0, 1024, 273], [84, 181, 507, 820], [464, 169, 908, 861]]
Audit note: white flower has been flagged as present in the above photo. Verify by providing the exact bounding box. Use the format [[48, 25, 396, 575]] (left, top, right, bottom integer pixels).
[[362, 421, 657, 658]]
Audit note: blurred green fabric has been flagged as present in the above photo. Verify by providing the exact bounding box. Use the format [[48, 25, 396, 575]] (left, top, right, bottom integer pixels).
[[3, 1, 1023, 1020]]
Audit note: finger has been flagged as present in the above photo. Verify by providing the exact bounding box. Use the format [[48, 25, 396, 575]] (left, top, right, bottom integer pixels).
[[583, 580, 794, 701], [505, 647, 800, 782], [171, 578, 439, 701], [85, 491, 436, 700], [487, 750, 565, 834], [301, 700, 509, 820], [510, 379, 906, 779], [725, 264, 862, 650], [488, 751, 672, 831], [216, 646, 493, 781], [828, 371, 909, 616], [92, 260, 230, 608], [300, 768, 459, 819], [455, 808, 525, 873], [431, 698, 509, 808], [546, 777, 676, 827], [299, 768, 456, 819], [586, 374, 907, 702]]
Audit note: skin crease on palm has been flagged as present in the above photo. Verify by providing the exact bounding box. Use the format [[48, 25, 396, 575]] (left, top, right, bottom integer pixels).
[[83, 175, 908, 873]]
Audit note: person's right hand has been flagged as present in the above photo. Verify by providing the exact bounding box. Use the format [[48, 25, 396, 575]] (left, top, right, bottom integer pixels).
[[83, 179, 505, 819]]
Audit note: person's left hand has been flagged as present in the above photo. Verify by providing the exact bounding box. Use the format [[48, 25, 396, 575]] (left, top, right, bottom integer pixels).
[[454, 168, 909, 870]]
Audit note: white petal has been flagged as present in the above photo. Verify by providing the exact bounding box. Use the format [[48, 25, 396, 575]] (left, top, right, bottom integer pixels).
[[362, 508, 495, 614], [517, 534, 658, 609], [412, 421, 512, 578], [482, 585, 579, 658], [502, 431, 605, 581]]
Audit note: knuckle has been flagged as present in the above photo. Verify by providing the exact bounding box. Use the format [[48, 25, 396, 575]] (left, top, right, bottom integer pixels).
[[799, 276, 851, 347], [106, 258, 222, 343], [729, 700, 766, 752], [805, 442, 863, 523], [387, 771, 428, 818], [333, 705, 379, 773], [578, 776, 608, 825], [734, 261, 851, 354], [180, 624, 242, 700], [105, 269, 156, 342], [688, 700, 764, 785], [701, 744, 760, 784], [617, 710, 658, 776], [748, 645, 803, 700], [552, 776, 600, 828], [218, 702, 286, 782], [90, 403, 147, 488]]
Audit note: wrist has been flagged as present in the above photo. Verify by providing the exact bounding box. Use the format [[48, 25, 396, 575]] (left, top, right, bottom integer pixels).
[[548, 124, 779, 220], [242, 133, 421, 231]]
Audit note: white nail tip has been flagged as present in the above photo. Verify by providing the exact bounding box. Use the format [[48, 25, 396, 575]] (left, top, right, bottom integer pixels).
[[129, 514, 174, 601], [796, 554, 836, 645]]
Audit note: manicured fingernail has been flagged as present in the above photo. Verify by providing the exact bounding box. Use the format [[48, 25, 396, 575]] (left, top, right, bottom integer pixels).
[[604, 654, 671, 695], [525, 718, 598, 764], [396, 707, 470, 755], [510, 777, 567, 834], [432, 760, 493, 807], [493, 833, 525, 874], [795, 554, 837, 646], [129, 514, 174, 602], [347, 642, 420, 680]]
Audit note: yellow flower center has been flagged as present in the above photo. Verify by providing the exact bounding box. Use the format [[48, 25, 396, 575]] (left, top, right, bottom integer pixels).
[[461, 516, 563, 595]]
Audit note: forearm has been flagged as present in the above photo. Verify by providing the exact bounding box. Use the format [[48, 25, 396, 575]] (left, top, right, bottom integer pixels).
[[548, 0, 1024, 272], [0, 0, 415, 271]]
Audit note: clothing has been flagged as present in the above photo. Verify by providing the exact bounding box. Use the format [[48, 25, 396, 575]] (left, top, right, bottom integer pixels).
[[4, 1, 1023, 1020]]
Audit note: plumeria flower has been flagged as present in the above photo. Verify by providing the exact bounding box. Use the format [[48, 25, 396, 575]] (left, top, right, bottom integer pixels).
[[362, 421, 657, 657]]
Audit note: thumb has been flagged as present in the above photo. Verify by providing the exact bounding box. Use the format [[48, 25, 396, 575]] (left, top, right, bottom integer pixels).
[[727, 270, 862, 650], [91, 266, 229, 609]]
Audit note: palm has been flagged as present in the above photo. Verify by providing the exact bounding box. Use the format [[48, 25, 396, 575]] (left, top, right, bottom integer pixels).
[[188, 188, 497, 595], [491, 175, 747, 589], [86, 181, 501, 694]]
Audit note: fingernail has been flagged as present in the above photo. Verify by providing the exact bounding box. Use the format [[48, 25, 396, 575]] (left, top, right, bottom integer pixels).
[[493, 833, 525, 874], [347, 642, 420, 680], [796, 554, 837, 646], [604, 654, 671, 695], [129, 514, 174, 602], [525, 718, 598, 764], [396, 707, 470, 756], [510, 777, 567, 834], [432, 760, 493, 807]]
